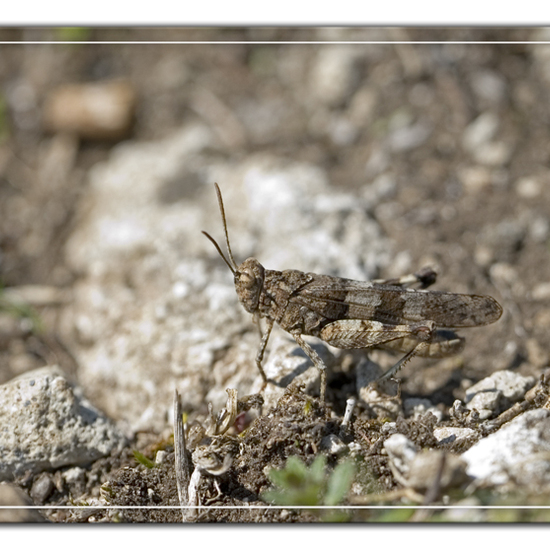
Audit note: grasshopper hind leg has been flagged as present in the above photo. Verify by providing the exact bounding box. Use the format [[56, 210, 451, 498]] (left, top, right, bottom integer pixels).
[[376, 341, 428, 382], [376, 329, 465, 383]]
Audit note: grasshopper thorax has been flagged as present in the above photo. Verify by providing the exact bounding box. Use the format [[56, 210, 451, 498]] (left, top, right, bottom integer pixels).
[[235, 257, 265, 314]]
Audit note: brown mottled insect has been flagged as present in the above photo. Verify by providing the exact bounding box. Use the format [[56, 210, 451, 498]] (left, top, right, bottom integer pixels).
[[202, 183, 503, 402]]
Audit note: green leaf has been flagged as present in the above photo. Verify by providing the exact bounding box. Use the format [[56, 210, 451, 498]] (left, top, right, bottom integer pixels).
[[264, 455, 326, 506], [309, 455, 327, 485], [376, 508, 416, 522], [268, 456, 307, 487], [325, 461, 355, 506]]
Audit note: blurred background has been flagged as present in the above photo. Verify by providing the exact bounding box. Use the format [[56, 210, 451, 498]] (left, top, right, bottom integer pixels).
[[1, 27, 549, 428]]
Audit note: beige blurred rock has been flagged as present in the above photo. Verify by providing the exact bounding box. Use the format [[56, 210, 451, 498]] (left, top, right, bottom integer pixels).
[[0, 483, 46, 522], [515, 176, 542, 198], [532, 282, 550, 301], [43, 80, 136, 140], [458, 165, 492, 194], [406, 450, 470, 492]]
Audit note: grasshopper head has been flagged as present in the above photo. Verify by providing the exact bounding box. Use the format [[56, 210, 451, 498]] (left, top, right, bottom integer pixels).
[[235, 257, 265, 314], [202, 183, 266, 315]]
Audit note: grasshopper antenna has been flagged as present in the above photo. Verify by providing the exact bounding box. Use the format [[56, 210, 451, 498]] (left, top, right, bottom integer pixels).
[[202, 183, 238, 275]]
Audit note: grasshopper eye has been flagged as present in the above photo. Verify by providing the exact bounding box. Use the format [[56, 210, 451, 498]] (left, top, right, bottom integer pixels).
[[238, 269, 256, 289]]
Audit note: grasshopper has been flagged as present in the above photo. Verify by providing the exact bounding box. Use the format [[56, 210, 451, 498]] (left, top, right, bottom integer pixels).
[[202, 183, 503, 402]]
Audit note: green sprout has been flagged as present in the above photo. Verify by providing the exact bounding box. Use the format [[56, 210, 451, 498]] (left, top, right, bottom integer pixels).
[[132, 450, 156, 469], [263, 454, 355, 521]]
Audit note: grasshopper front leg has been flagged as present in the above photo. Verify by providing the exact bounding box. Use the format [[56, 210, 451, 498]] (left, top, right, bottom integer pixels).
[[291, 332, 327, 402], [255, 317, 274, 390], [254, 320, 329, 401]]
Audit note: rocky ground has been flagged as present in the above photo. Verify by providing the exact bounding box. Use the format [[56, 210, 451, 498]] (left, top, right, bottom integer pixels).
[[2, 27, 550, 523]]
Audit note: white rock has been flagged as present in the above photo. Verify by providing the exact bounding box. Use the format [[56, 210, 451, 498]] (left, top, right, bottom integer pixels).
[[0, 366, 127, 481], [465, 370, 535, 420], [462, 409, 550, 487], [383, 434, 418, 478]]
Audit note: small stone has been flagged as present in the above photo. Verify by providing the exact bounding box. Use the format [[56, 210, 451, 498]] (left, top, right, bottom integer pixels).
[[473, 141, 512, 166], [474, 245, 494, 268], [515, 176, 541, 198], [43, 80, 136, 141], [462, 112, 499, 152], [0, 483, 46, 522], [532, 282, 550, 301], [62, 467, 86, 485], [529, 217, 550, 243], [380, 422, 397, 434], [465, 370, 536, 420], [383, 434, 418, 478], [30, 472, 55, 504], [406, 450, 469, 492], [320, 434, 347, 455], [388, 121, 431, 152], [155, 450, 167, 464], [458, 166, 493, 194], [470, 70, 507, 103], [433, 427, 476, 445]]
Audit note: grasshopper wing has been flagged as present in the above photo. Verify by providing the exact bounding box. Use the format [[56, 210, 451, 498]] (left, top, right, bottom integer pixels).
[[291, 274, 502, 328]]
